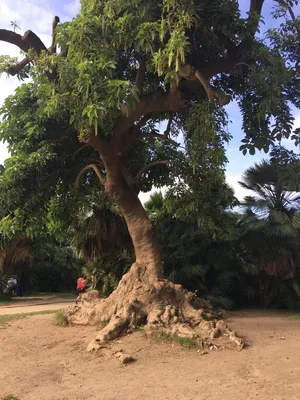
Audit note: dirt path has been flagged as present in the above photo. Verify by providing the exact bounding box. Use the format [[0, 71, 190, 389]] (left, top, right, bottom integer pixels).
[[1, 309, 300, 400], [0, 294, 75, 315], [0, 301, 73, 315]]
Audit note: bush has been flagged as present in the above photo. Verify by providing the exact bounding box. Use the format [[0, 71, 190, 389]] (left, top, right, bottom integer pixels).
[[54, 310, 68, 327]]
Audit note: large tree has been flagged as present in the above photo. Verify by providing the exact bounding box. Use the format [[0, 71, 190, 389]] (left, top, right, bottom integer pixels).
[[0, 0, 300, 349]]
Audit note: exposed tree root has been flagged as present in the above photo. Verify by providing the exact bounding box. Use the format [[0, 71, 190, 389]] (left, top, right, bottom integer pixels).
[[66, 263, 244, 352]]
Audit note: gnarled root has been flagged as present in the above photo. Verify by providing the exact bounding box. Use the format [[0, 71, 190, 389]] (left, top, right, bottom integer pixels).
[[65, 263, 244, 352]]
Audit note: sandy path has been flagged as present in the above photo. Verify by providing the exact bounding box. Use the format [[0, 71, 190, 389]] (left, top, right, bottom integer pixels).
[[1, 309, 300, 400], [0, 301, 73, 315]]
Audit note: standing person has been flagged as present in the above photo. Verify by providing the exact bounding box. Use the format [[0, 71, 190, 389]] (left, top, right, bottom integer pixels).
[[75, 274, 86, 304], [7, 277, 18, 296]]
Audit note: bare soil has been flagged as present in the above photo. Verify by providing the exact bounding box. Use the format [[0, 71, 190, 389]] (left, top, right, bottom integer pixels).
[[1, 309, 300, 400]]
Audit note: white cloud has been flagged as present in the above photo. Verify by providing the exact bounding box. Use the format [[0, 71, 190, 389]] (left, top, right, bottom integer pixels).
[[226, 173, 250, 201], [138, 186, 167, 204], [62, 0, 81, 20]]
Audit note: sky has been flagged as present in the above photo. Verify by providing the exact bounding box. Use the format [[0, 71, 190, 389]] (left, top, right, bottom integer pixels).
[[0, 0, 299, 203]]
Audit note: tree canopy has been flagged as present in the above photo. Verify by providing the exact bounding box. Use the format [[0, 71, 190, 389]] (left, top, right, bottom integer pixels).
[[0, 0, 299, 242]]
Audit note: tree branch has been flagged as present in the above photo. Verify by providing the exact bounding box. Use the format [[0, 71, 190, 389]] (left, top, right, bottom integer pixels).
[[0, 28, 49, 76], [141, 131, 181, 148], [136, 59, 146, 94], [75, 163, 105, 192], [2, 29, 48, 54], [247, 0, 265, 39], [180, 64, 231, 105], [0, 30, 33, 52], [72, 144, 89, 159], [0, 17, 62, 78], [134, 160, 172, 182], [7, 56, 31, 76], [79, 129, 109, 156], [51, 16, 60, 54], [164, 114, 173, 137], [114, 90, 187, 138]]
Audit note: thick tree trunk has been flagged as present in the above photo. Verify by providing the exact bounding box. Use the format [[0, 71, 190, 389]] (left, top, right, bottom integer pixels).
[[104, 161, 163, 282], [66, 158, 244, 353]]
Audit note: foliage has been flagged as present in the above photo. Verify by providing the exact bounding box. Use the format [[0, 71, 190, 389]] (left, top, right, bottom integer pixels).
[[71, 205, 132, 261], [0, 0, 299, 241], [239, 154, 300, 308], [83, 252, 132, 297], [0, 234, 82, 292], [145, 187, 242, 309], [0, 270, 8, 292]]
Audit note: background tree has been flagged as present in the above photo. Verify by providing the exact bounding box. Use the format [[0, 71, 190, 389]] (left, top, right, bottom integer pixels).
[[239, 151, 300, 308], [0, 0, 300, 348]]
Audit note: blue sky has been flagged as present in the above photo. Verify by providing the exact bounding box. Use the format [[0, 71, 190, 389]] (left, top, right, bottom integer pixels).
[[0, 0, 299, 202]]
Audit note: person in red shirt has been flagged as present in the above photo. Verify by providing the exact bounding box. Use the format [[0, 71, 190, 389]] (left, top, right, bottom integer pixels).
[[75, 274, 86, 304]]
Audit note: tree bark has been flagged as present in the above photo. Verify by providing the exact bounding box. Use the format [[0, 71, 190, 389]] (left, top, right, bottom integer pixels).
[[104, 160, 163, 282]]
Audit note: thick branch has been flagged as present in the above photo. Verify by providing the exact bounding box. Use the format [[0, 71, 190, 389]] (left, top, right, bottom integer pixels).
[[75, 164, 105, 191], [114, 91, 187, 138], [136, 59, 146, 94], [79, 129, 109, 156], [0, 30, 31, 52], [0, 28, 48, 76], [134, 160, 172, 182], [180, 64, 231, 105], [72, 144, 89, 159], [51, 16, 60, 54], [22, 30, 48, 54], [7, 56, 31, 76], [248, 0, 265, 31]]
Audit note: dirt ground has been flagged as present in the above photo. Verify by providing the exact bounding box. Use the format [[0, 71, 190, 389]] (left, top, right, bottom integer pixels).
[[1, 309, 300, 400]]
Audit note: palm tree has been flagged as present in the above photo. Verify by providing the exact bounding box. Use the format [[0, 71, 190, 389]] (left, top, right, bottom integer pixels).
[[239, 159, 300, 308], [145, 192, 243, 309], [144, 191, 165, 220], [70, 206, 133, 296], [0, 237, 32, 278], [71, 206, 132, 261]]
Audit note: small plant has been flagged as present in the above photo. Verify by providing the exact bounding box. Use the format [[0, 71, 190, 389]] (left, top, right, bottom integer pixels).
[[54, 310, 68, 327], [157, 332, 198, 349], [289, 313, 300, 320], [2, 395, 19, 400], [175, 336, 198, 349]]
